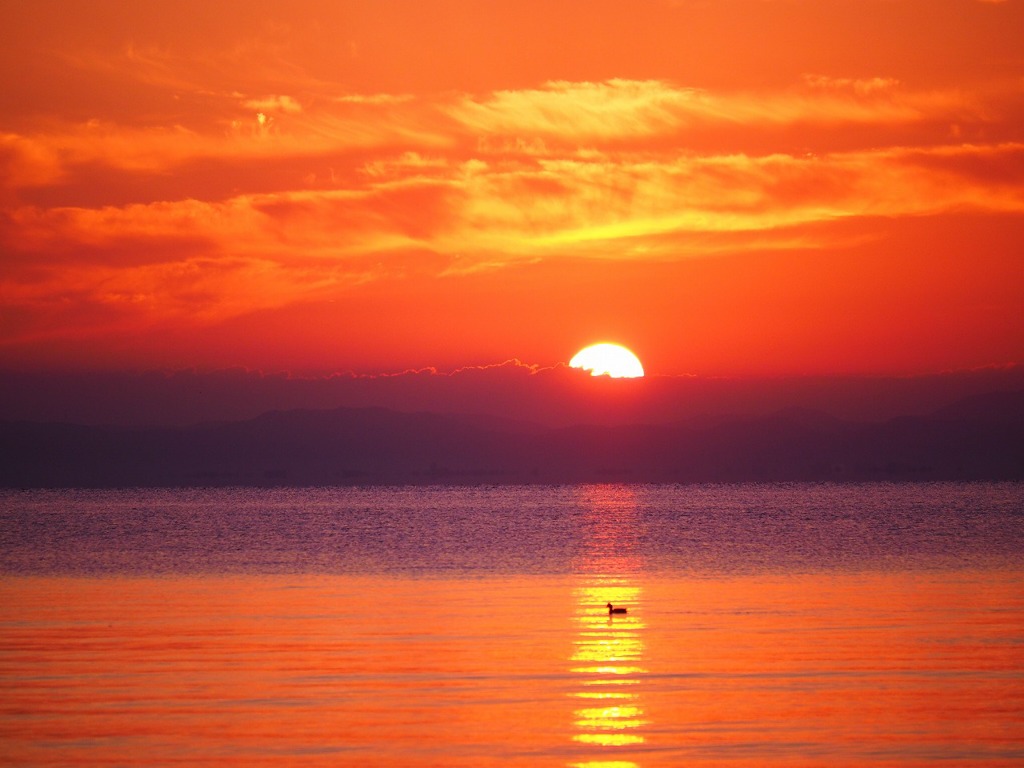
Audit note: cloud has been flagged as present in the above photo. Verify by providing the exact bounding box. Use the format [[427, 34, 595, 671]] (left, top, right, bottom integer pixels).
[[242, 94, 303, 114], [3, 69, 1024, 346], [446, 78, 985, 148], [336, 93, 415, 105], [0, 133, 65, 190], [5, 140, 1022, 342], [412, 142, 1024, 259], [801, 74, 901, 96], [449, 79, 703, 142], [2, 75, 1005, 199], [1, 103, 453, 191]]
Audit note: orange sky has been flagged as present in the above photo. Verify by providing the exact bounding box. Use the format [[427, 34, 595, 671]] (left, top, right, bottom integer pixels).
[[1, 0, 1022, 376]]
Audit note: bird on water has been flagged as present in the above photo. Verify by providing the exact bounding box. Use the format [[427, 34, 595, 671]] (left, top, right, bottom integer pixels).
[[607, 602, 627, 615]]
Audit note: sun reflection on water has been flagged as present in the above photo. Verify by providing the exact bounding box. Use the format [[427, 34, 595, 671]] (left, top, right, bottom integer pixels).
[[570, 485, 648, 761]]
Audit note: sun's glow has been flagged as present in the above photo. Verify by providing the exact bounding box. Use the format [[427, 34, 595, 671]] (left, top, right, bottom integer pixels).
[[569, 344, 645, 378]]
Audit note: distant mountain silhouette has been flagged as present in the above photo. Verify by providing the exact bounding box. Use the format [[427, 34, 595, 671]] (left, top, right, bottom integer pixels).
[[1, 390, 1022, 487], [929, 389, 1024, 425]]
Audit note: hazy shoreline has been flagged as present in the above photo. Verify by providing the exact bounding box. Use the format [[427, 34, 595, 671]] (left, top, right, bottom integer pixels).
[[3, 389, 1021, 488]]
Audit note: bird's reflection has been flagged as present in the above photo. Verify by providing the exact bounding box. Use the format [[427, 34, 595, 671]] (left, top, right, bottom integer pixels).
[[569, 484, 647, 767]]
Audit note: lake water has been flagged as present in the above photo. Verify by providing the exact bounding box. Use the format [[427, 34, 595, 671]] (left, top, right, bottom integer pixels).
[[2, 483, 1023, 766]]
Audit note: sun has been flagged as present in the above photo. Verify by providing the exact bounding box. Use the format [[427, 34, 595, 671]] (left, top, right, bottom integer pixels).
[[569, 343, 645, 378]]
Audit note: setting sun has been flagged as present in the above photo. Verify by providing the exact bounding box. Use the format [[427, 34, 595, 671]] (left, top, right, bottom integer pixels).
[[569, 343, 645, 378]]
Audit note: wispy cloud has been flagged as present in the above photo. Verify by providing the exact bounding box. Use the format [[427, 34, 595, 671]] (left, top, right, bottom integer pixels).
[[3, 66, 1023, 343], [242, 94, 303, 114], [5, 139, 1022, 339], [448, 77, 989, 147], [4, 73, 1011, 199]]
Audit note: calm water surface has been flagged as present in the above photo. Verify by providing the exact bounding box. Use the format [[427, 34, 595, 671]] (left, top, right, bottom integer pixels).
[[2, 483, 1023, 766]]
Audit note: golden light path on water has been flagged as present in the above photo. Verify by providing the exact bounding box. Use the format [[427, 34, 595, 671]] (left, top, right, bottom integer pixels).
[[570, 485, 647, 768]]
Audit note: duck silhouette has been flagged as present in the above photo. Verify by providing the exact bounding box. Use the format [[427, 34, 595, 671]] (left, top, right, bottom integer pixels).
[[607, 602, 627, 615]]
